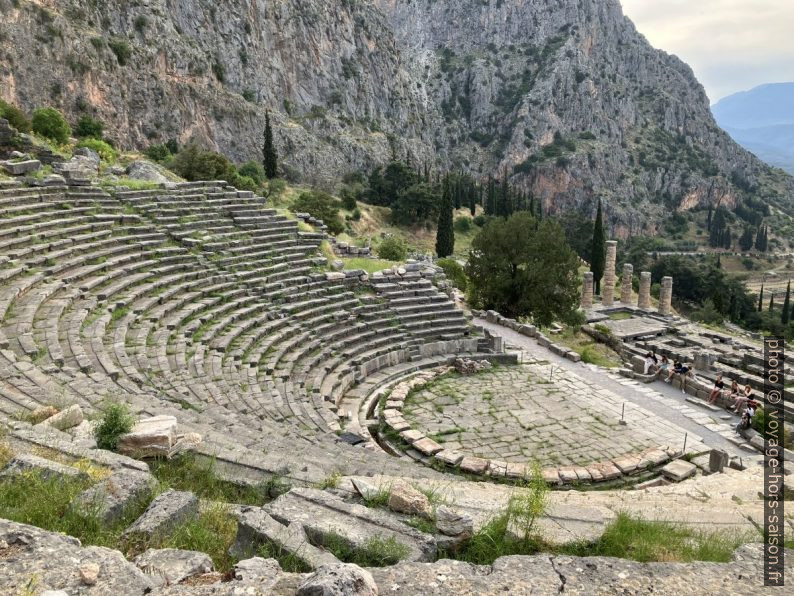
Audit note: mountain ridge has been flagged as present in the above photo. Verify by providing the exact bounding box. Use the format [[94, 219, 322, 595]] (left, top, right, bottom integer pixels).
[[0, 0, 791, 235]]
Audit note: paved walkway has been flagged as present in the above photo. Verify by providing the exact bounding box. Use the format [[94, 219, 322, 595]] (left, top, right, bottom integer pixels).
[[474, 317, 764, 468]]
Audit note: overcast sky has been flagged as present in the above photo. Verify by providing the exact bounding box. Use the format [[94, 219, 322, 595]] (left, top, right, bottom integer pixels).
[[620, 0, 794, 103]]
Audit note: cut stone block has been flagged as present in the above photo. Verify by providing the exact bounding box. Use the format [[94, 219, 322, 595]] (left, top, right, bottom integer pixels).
[[73, 470, 156, 523], [387, 481, 432, 519], [297, 563, 377, 596], [134, 548, 213, 586], [2, 159, 41, 175], [412, 437, 443, 456], [0, 454, 88, 482], [122, 490, 198, 540], [230, 507, 339, 569], [459, 456, 489, 475], [435, 506, 473, 538], [39, 404, 83, 431], [434, 449, 463, 466], [710, 449, 733, 474], [661, 459, 697, 482], [264, 487, 435, 562], [117, 415, 177, 458]]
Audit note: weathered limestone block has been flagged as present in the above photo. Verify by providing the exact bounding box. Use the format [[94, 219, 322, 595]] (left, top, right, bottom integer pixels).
[[297, 563, 378, 596], [134, 548, 213, 586], [73, 470, 156, 523], [0, 454, 88, 482], [39, 404, 83, 431], [117, 415, 177, 458], [1, 159, 41, 175], [661, 459, 697, 482], [435, 506, 474, 538], [122, 490, 198, 540], [265, 488, 436, 562], [0, 518, 157, 593], [28, 405, 58, 424], [126, 160, 169, 184], [709, 449, 730, 473], [230, 507, 340, 569], [388, 481, 432, 518]]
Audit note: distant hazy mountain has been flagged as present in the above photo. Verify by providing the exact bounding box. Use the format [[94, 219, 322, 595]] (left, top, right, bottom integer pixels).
[[713, 83, 794, 174]]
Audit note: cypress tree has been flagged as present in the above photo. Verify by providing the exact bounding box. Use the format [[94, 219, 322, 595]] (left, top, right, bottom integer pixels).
[[436, 177, 454, 258], [262, 111, 278, 179], [769, 294, 775, 312], [590, 200, 606, 294], [758, 284, 764, 312], [468, 181, 477, 216], [781, 281, 791, 325]]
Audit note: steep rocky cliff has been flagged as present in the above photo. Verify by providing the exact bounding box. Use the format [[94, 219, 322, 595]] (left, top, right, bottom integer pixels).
[[1, 0, 791, 233]]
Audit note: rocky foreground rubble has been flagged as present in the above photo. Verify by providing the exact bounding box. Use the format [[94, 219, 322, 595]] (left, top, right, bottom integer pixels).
[[0, 518, 788, 595]]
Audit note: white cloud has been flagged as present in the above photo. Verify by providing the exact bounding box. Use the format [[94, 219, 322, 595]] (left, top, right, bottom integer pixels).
[[620, 0, 794, 101]]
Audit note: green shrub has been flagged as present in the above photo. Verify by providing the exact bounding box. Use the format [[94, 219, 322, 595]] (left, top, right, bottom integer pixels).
[[437, 258, 467, 291], [94, 402, 135, 451], [454, 216, 472, 233], [145, 143, 172, 162], [108, 38, 132, 65], [237, 161, 265, 185], [292, 190, 344, 235], [170, 144, 234, 181], [76, 138, 117, 163], [350, 207, 361, 221], [473, 214, 488, 227], [377, 236, 408, 261], [31, 107, 71, 143], [74, 115, 104, 138], [0, 99, 31, 132], [340, 183, 363, 210], [267, 178, 286, 201]]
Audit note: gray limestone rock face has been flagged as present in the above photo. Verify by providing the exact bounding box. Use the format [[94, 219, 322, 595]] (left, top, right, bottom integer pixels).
[[73, 470, 157, 524], [134, 548, 213, 586], [122, 489, 198, 540], [0, 519, 156, 594], [0, 453, 89, 482], [265, 487, 436, 563], [297, 563, 378, 596]]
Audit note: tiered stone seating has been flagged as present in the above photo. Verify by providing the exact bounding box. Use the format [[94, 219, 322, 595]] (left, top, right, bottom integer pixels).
[[0, 180, 502, 483]]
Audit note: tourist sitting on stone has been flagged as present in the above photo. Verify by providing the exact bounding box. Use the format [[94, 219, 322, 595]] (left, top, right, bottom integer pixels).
[[731, 384, 755, 413], [728, 379, 740, 401], [708, 374, 726, 405], [735, 400, 757, 433], [665, 361, 692, 393], [643, 352, 658, 375], [655, 355, 670, 380]]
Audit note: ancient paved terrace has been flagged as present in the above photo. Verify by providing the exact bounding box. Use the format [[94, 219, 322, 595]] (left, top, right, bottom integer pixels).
[[402, 361, 694, 468]]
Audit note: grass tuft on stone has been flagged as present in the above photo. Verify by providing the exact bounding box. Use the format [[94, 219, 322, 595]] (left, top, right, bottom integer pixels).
[[561, 513, 753, 563], [160, 504, 238, 572], [321, 532, 411, 567]]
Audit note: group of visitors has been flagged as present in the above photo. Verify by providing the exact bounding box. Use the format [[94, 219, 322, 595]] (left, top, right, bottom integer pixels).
[[643, 352, 692, 391], [643, 353, 760, 433]]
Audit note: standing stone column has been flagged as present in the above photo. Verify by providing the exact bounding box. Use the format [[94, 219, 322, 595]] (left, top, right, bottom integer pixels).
[[602, 241, 618, 307], [638, 272, 652, 310], [620, 264, 633, 304], [581, 272, 594, 309], [659, 276, 673, 316]]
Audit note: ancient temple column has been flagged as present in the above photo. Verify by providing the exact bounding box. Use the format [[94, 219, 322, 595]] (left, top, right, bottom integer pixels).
[[602, 241, 618, 307], [659, 276, 673, 316], [638, 272, 652, 310], [581, 272, 594, 309], [620, 264, 633, 304]]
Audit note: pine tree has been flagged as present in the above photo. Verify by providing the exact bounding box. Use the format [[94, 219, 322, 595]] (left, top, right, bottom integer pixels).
[[758, 284, 764, 312], [435, 178, 455, 258], [262, 111, 278, 179], [782, 281, 791, 325], [590, 200, 606, 294], [739, 227, 754, 252]]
